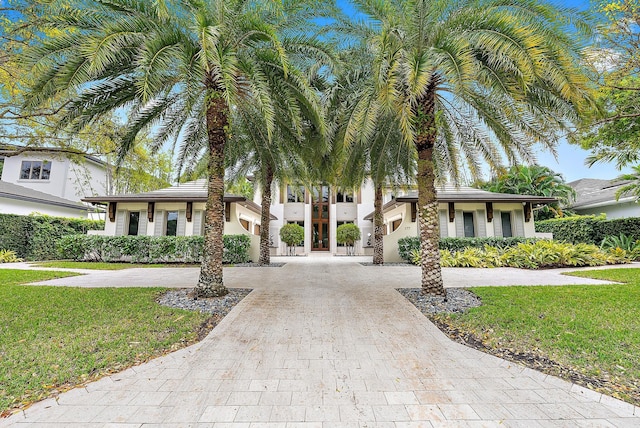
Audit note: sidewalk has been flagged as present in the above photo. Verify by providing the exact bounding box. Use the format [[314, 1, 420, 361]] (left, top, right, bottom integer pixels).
[[1, 260, 638, 426]]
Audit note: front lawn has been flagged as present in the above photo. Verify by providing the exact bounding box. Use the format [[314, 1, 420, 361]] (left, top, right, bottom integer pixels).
[[432, 268, 640, 405], [32, 261, 194, 270], [0, 269, 210, 416]]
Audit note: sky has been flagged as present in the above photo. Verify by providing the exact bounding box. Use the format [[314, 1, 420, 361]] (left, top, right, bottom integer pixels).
[[337, 0, 630, 183]]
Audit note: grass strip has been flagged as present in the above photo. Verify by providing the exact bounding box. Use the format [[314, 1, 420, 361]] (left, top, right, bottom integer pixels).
[[432, 268, 640, 405], [0, 269, 209, 415], [31, 261, 185, 270]]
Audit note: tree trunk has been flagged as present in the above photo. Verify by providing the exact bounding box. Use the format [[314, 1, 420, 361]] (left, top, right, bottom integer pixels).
[[195, 89, 229, 298], [415, 81, 445, 296], [373, 183, 384, 265], [258, 166, 273, 265]]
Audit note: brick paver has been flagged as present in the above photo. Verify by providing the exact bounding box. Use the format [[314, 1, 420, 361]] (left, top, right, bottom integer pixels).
[[2, 259, 638, 426]]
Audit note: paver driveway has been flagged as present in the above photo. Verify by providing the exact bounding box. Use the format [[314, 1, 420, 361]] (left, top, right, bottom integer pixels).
[[2, 260, 638, 427]]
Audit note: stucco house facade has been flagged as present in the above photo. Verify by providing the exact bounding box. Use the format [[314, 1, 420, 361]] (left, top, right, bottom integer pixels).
[[0, 146, 108, 218], [85, 180, 553, 262], [83, 180, 272, 262], [568, 178, 639, 219]]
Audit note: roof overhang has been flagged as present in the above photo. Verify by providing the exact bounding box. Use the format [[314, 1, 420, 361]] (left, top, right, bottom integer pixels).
[[1, 192, 88, 211], [363, 193, 556, 220], [571, 196, 636, 210], [83, 194, 277, 220]]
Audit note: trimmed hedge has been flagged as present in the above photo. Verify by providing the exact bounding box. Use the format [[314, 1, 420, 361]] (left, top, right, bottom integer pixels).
[[0, 214, 103, 260], [536, 215, 640, 244], [397, 236, 538, 263], [57, 234, 251, 264]]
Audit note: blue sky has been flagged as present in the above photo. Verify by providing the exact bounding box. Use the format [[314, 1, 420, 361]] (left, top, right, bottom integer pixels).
[[338, 0, 628, 183]]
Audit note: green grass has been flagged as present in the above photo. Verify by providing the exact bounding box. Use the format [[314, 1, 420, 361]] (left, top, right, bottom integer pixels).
[[31, 261, 194, 270], [0, 269, 209, 415], [435, 268, 640, 404]]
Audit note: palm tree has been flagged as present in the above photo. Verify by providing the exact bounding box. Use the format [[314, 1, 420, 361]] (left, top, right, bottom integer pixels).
[[346, 0, 595, 295], [226, 102, 323, 265], [20, 0, 330, 296], [614, 165, 640, 203], [477, 165, 576, 220]]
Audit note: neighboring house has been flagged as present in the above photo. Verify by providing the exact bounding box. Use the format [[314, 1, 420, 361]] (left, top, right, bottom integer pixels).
[[568, 178, 639, 219], [83, 180, 274, 263], [86, 180, 554, 262], [0, 180, 88, 217], [0, 146, 109, 218]]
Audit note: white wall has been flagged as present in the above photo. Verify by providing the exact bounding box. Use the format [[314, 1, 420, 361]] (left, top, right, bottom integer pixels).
[[2, 152, 107, 202], [576, 201, 640, 219], [0, 197, 87, 218]]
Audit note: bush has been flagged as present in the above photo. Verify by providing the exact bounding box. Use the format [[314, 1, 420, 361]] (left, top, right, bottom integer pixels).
[[397, 236, 540, 263], [417, 240, 631, 269], [536, 215, 640, 244], [0, 214, 103, 260], [0, 249, 23, 263], [57, 235, 251, 264], [279, 223, 304, 255], [336, 223, 361, 255]]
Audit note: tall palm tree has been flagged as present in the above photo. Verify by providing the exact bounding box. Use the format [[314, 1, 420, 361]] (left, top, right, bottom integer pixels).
[[20, 0, 330, 296], [477, 165, 576, 220], [347, 0, 595, 295]]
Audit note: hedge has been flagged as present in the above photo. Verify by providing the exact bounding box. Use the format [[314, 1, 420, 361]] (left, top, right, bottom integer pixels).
[[0, 214, 103, 260], [57, 234, 251, 264], [397, 236, 538, 263], [536, 215, 640, 244]]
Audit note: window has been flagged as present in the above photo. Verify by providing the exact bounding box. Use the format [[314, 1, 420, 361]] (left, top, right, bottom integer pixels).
[[128, 212, 140, 236], [501, 212, 513, 238], [336, 192, 354, 203], [392, 218, 402, 232], [287, 185, 305, 203], [20, 161, 52, 180], [463, 212, 475, 237], [240, 218, 251, 232], [166, 211, 178, 236]]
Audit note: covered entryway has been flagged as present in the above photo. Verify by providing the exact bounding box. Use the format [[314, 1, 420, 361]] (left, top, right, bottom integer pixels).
[[311, 185, 330, 251]]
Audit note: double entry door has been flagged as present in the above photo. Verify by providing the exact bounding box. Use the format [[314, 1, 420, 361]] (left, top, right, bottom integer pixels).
[[311, 186, 330, 251]]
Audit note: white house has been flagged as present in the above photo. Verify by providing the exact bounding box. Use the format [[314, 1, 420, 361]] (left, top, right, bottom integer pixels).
[[85, 179, 554, 262], [0, 146, 109, 218], [568, 178, 639, 219], [83, 180, 273, 262]]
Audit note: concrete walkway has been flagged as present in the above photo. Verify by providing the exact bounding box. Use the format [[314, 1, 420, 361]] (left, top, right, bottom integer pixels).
[[2, 259, 639, 426]]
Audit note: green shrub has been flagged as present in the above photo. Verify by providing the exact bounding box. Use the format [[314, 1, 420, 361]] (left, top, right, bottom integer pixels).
[[397, 236, 539, 263], [0, 214, 103, 260], [57, 235, 250, 264], [536, 215, 640, 245], [279, 223, 304, 255], [336, 223, 361, 256], [410, 240, 631, 269], [601, 233, 640, 261], [0, 249, 23, 263]]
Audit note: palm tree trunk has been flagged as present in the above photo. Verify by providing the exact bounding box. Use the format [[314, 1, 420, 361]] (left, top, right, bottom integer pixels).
[[258, 165, 273, 265], [373, 183, 384, 265], [196, 89, 229, 297], [415, 82, 445, 297]]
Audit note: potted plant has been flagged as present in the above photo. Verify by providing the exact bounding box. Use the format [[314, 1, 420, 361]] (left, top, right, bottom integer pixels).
[[279, 223, 304, 255], [336, 223, 361, 256]]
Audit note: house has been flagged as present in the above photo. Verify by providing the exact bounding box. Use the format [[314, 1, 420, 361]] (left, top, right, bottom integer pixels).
[[361, 185, 555, 262], [83, 180, 273, 262], [568, 178, 639, 219], [86, 180, 554, 262], [0, 146, 109, 218], [0, 180, 89, 217]]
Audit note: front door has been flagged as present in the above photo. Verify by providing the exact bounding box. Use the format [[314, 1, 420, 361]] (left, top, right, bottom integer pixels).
[[311, 186, 330, 251]]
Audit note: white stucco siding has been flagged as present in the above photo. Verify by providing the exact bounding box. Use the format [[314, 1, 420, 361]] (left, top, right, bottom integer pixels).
[[0, 197, 87, 218], [2, 153, 107, 203], [576, 201, 640, 219], [382, 204, 418, 262]]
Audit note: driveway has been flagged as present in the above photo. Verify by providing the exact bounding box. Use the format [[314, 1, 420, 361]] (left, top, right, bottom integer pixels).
[[2, 259, 638, 426]]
